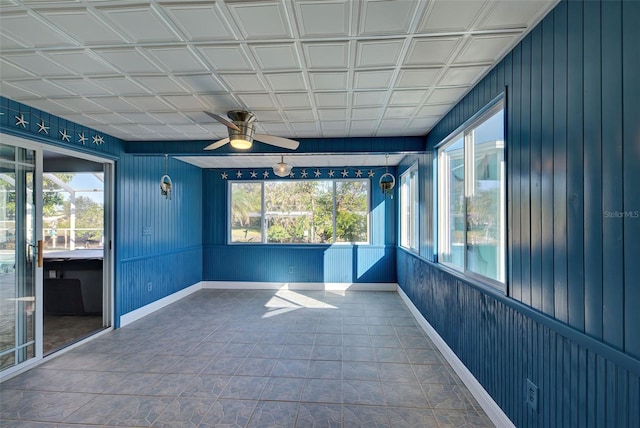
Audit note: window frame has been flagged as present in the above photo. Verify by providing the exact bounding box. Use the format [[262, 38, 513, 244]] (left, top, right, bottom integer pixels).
[[399, 162, 419, 252], [436, 95, 506, 289], [228, 178, 370, 245]]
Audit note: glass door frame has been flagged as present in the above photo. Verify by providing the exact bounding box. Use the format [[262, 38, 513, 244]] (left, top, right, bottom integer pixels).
[[0, 133, 114, 380]]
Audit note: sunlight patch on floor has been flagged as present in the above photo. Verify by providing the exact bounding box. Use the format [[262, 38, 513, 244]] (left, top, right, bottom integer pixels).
[[262, 289, 337, 318]]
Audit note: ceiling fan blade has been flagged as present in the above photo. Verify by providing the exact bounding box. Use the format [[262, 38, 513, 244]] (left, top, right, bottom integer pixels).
[[203, 111, 240, 131], [254, 134, 300, 150], [204, 137, 230, 150]]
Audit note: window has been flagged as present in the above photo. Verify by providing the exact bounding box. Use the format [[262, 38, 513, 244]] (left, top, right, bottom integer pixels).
[[230, 179, 369, 244], [400, 164, 418, 250], [437, 99, 505, 285]]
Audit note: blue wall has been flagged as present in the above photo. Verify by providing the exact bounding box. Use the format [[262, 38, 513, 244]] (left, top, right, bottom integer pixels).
[[397, 0, 640, 426], [202, 166, 397, 283], [116, 154, 203, 321]]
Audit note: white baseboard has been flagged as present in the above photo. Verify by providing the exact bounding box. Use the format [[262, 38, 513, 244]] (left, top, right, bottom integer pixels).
[[119, 282, 203, 327], [201, 281, 397, 291], [397, 287, 514, 428]]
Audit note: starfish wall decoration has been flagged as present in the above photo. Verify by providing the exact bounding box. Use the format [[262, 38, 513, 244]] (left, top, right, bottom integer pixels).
[[15, 114, 28, 128], [37, 120, 49, 134], [59, 129, 70, 142], [217, 167, 387, 182]]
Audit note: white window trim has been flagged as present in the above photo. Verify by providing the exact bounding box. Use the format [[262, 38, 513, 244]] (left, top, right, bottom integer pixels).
[[400, 163, 419, 251], [436, 96, 506, 289]]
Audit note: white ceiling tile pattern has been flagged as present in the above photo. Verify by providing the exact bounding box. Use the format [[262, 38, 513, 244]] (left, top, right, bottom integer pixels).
[[0, 0, 557, 142]]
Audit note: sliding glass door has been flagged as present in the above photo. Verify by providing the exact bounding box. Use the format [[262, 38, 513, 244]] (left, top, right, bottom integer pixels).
[[0, 144, 40, 370], [0, 137, 113, 375]]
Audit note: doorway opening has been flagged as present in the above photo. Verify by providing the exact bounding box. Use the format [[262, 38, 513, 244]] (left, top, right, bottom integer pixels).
[[41, 151, 109, 354]]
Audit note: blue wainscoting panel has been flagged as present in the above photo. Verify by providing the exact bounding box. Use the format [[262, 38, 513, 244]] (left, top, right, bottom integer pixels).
[[398, 250, 640, 428], [119, 246, 202, 315]]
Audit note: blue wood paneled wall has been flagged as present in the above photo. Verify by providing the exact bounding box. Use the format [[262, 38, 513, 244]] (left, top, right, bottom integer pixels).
[[398, 0, 640, 426], [0, 96, 122, 159], [116, 155, 203, 322], [202, 166, 396, 283]]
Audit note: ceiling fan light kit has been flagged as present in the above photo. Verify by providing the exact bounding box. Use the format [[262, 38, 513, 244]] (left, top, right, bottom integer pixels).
[[204, 110, 300, 151]]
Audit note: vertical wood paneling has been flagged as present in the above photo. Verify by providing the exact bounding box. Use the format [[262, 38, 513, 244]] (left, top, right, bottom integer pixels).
[[520, 35, 532, 307], [552, 1, 569, 324], [622, 0, 640, 360], [116, 154, 203, 320], [538, 15, 555, 313], [549, 329, 557, 427], [582, 0, 603, 340], [596, 355, 606, 428], [578, 345, 587, 427], [606, 360, 617, 426], [509, 46, 522, 301], [398, 250, 639, 428], [601, 0, 624, 350], [529, 25, 543, 312], [410, 0, 639, 426], [566, 0, 585, 332], [630, 375, 640, 427], [586, 350, 595, 427]]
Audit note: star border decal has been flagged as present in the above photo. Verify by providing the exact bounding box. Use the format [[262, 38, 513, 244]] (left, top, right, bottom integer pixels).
[[368, 170, 375, 178], [328, 170, 335, 177], [221, 172, 228, 179], [341, 169, 349, 177], [236, 170, 243, 178], [355, 170, 362, 177], [300, 169, 308, 178], [314, 169, 322, 178], [263, 170, 270, 178], [250, 171, 258, 179], [78, 133, 87, 145]]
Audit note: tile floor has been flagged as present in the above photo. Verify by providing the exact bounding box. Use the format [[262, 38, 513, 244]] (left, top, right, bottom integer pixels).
[[0, 289, 494, 427]]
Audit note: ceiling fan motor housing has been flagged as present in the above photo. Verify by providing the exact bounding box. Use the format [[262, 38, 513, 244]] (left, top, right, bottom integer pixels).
[[228, 110, 256, 144]]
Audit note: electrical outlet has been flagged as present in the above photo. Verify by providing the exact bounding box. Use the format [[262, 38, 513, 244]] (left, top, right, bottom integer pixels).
[[527, 378, 538, 412], [288, 265, 294, 274], [147, 282, 152, 292], [142, 226, 151, 236]]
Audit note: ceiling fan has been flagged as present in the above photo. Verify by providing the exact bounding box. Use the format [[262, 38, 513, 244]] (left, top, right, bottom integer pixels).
[[203, 110, 300, 151]]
